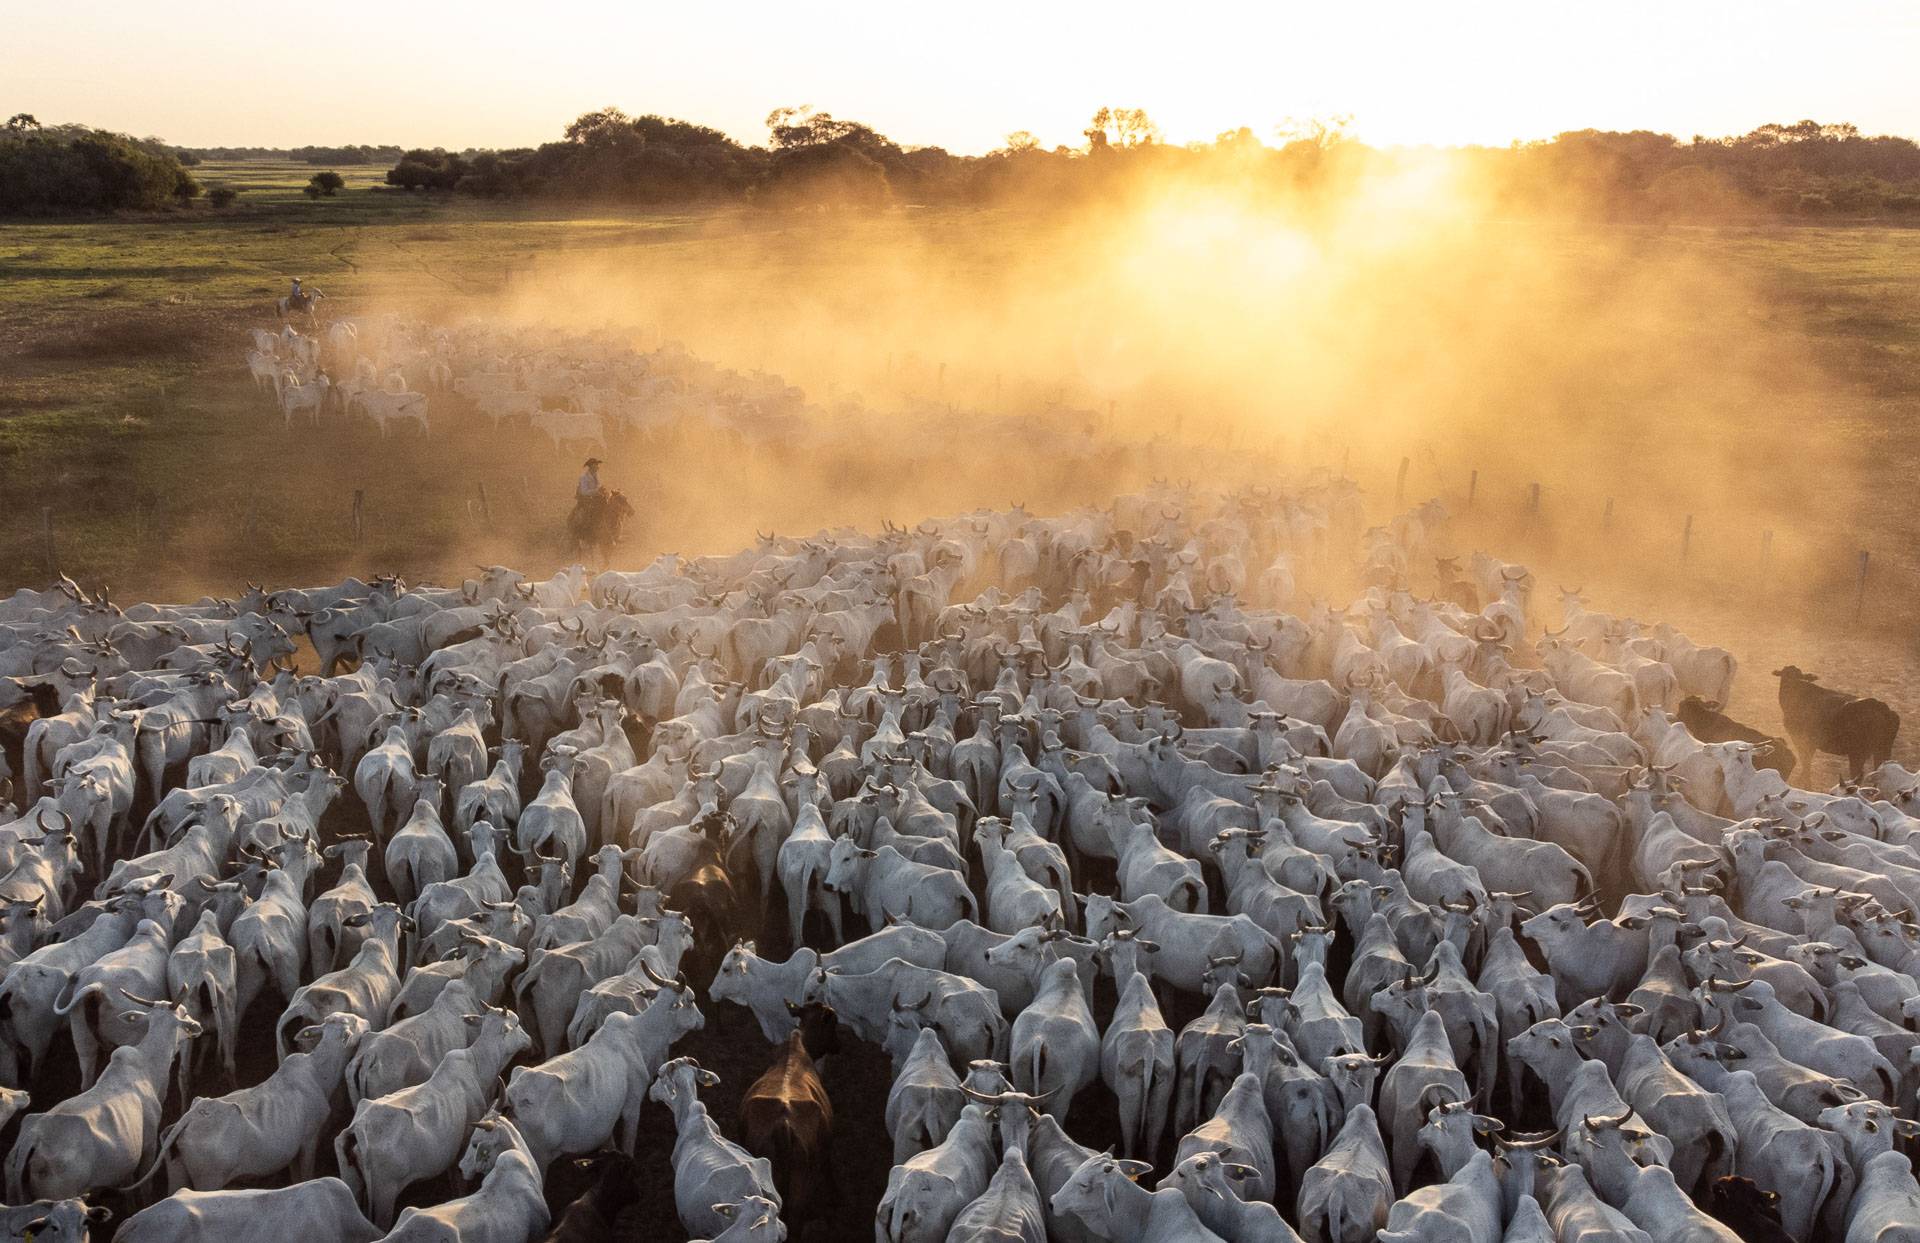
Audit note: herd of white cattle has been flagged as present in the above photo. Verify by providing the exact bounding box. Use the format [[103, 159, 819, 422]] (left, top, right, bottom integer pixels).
[[242, 318, 809, 450], [4, 483, 1920, 1243]]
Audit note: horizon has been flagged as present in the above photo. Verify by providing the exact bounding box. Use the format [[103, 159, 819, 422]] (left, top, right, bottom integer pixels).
[[9, 0, 1920, 155]]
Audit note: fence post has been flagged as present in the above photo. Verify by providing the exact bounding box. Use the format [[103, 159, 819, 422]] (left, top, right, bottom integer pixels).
[[1681, 514, 1693, 561], [1466, 470, 1478, 511], [351, 490, 365, 546], [994, 373, 1002, 409], [1528, 483, 1540, 514], [1855, 550, 1871, 621], [1602, 498, 1614, 530], [937, 362, 946, 395], [41, 507, 56, 578], [1760, 529, 1773, 575], [1341, 447, 1351, 479], [476, 482, 492, 528], [1394, 457, 1410, 507]]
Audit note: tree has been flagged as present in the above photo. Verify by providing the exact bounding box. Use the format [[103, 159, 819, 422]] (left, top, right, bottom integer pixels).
[[1084, 107, 1160, 153], [1274, 115, 1352, 151], [765, 106, 897, 154], [4, 113, 39, 133], [308, 170, 346, 196], [1003, 131, 1040, 153], [565, 107, 631, 144]]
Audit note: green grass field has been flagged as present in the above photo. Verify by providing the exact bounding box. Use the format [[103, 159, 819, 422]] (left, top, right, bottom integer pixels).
[[2, 165, 1917, 757]]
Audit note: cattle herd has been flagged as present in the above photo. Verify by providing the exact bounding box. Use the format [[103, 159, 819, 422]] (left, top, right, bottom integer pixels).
[[2, 482, 1918, 1243], [243, 317, 808, 450]]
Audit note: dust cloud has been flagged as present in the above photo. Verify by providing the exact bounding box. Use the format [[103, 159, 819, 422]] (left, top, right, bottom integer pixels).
[[355, 149, 1876, 625]]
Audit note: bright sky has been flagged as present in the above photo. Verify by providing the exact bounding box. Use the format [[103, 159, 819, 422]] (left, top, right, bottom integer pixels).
[[9, 1, 1920, 153]]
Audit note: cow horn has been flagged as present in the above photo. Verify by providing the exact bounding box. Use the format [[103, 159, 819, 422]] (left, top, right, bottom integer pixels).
[[638, 958, 684, 992]]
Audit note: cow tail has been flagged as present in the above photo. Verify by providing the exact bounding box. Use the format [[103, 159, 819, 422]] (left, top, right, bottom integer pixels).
[[336, 1125, 365, 1205], [1702, 1126, 1728, 1184], [6, 1133, 34, 1203], [22, 732, 42, 804], [124, 1108, 191, 1190], [765, 1118, 799, 1209], [1136, 1055, 1156, 1154], [1029, 1044, 1047, 1098]]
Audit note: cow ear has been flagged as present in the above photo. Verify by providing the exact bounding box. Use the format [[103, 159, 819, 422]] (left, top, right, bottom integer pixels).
[[88, 1206, 114, 1223], [710, 1203, 738, 1219], [699, 1069, 721, 1087]]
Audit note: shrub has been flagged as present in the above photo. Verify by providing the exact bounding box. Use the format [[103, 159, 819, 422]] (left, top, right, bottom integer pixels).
[[0, 125, 198, 214], [308, 170, 346, 196], [207, 186, 238, 208]]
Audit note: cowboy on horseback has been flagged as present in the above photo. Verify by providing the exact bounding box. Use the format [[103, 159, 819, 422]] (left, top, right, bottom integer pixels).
[[566, 457, 633, 559], [572, 457, 605, 527], [283, 277, 322, 317]]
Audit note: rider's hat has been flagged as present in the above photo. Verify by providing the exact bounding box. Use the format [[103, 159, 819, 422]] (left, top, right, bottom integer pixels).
[[584, 457, 603, 467]]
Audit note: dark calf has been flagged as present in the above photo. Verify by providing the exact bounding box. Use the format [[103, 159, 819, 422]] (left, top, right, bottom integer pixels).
[[1774, 666, 1901, 781], [1676, 696, 1796, 778], [538, 1150, 639, 1243], [1706, 1175, 1796, 1243]]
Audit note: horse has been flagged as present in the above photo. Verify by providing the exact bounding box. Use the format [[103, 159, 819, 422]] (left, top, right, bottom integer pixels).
[[277, 288, 324, 323], [568, 489, 635, 562]]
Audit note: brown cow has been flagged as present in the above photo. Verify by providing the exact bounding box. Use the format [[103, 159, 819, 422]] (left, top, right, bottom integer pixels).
[[738, 1001, 841, 1228]]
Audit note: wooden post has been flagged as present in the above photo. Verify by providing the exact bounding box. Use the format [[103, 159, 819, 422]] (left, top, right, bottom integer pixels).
[[476, 482, 492, 528], [1394, 457, 1410, 507], [937, 362, 946, 395], [1108, 399, 1117, 429], [1602, 498, 1614, 530], [351, 490, 365, 546], [1528, 483, 1540, 514], [41, 507, 56, 578], [1681, 514, 1693, 560], [1466, 470, 1478, 511], [994, 373, 1002, 409], [1759, 529, 1773, 574], [1855, 550, 1871, 621], [1341, 447, 1350, 478]]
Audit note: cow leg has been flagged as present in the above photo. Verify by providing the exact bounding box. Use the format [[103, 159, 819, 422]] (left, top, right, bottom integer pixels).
[[71, 1015, 101, 1090], [1789, 733, 1817, 782], [295, 1131, 321, 1183], [618, 1087, 645, 1154]]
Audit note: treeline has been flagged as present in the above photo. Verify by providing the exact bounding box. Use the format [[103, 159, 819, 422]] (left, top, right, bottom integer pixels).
[[381, 109, 1920, 220], [0, 115, 199, 214], [184, 143, 405, 165]]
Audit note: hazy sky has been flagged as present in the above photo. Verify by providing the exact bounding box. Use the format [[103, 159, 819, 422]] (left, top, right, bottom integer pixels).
[[10, 2, 1920, 152]]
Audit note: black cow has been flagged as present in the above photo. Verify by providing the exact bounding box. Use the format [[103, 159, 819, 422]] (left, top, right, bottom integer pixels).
[[668, 810, 744, 980], [1706, 1176, 1796, 1243], [538, 1150, 639, 1242], [1773, 666, 1901, 781], [1675, 697, 1796, 779]]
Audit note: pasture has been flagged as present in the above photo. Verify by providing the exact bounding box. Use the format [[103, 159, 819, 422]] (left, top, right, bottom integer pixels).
[[2, 170, 1919, 757], [8, 163, 1920, 1243]]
